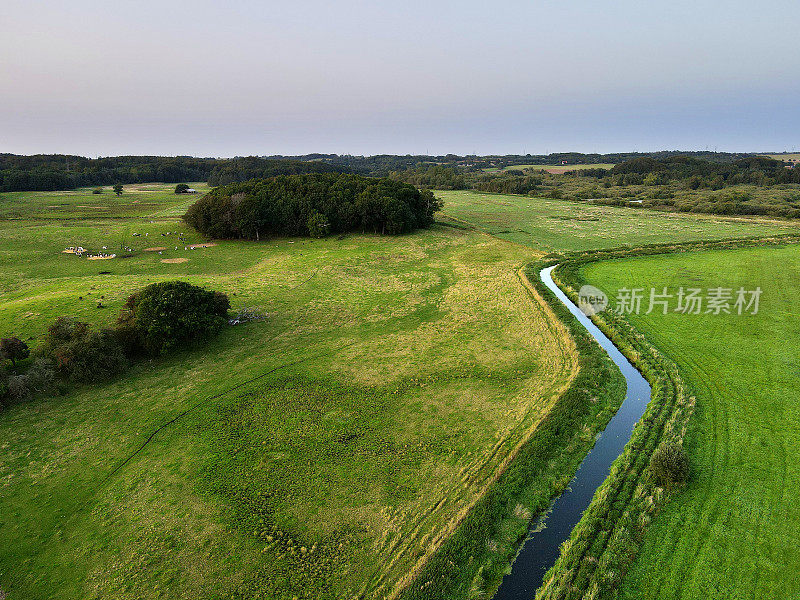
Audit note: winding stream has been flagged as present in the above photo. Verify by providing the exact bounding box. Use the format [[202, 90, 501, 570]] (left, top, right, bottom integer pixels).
[[492, 265, 652, 600]]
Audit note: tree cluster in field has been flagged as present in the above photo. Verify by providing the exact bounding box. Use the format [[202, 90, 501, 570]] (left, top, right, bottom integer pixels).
[[0, 281, 229, 409], [183, 172, 441, 239]]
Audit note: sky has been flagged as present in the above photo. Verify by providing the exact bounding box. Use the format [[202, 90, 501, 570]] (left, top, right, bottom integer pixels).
[[2, 0, 799, 157]]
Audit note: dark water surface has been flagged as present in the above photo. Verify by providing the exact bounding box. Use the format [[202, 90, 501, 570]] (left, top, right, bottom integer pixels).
[[492, 265, 652, 600]]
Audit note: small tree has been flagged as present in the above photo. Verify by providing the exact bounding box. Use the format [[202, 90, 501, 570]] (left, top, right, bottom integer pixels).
[[175, 183, 190, 194], [118, 281, 230, 355], [649, 440, 690, 488], [113, 184, 123, 196], [0, 336, 30, 366]]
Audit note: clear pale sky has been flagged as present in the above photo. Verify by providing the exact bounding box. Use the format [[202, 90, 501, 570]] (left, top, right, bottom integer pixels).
[[2, 0, 799, 157]]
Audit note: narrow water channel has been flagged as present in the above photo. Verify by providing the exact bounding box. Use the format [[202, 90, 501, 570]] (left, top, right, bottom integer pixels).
[[492, 265, 652, 600]]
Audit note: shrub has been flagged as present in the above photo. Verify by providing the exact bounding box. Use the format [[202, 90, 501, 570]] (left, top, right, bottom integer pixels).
[[24, 358, 57, 394], [4, 359, 56, 403], [38, 317, 127, 383], [92, 187, 103, 194], [0, 336, 30, 366], [175, 183, 190, 194], [7, 374, 30, 402], [118, 281, 230, 355], [649, 440, 690, 487], [64, 330, 127, 383]]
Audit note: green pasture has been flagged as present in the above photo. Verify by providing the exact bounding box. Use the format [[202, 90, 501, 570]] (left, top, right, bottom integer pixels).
[[436, 190, 800, 252], [583, 244, 800, 599], [4, 183, 797, 599], [0, 184, 583, 598]]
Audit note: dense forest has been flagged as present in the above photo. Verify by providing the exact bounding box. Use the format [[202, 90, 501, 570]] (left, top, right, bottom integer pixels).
[[205, 156, 344, 186], [183, 172, 441, 239]]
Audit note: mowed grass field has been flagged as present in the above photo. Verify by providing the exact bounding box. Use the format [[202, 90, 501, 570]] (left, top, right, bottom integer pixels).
[[436, 190, 800, 252], [582, 245, 800, 599], [0, 185, 583, 598]]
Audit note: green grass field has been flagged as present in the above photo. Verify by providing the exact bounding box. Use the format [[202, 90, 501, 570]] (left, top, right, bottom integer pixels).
[[436, 190, 800, 252], [582, 245, 800, 599], [0, 184, 586, 598], [4, 184, 798, 599]]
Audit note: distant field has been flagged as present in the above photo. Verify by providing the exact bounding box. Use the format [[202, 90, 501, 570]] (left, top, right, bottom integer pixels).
[[436, 190, 800, 252], [482, 163, 615, 174], [761, 153, 800, 162], [583, 245, 800, 599], [0, 184, 585, 598]]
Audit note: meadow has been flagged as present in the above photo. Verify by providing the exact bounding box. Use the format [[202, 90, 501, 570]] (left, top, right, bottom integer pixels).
[[582, 245, 800, 599], [436, 190, 800, 252], [3, 184, 798, 599], [0, 184, 589, 599]]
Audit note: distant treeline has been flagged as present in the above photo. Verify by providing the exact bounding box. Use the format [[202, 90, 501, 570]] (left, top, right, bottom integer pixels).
[[183, 172, 441, 239], [389, 156, 800, 190], [1, 151, 771, 192], [0, 155, 348, 192], [602, 155, 800, 186], [0, 154, 218, 191], [267, 150, 759, 173]]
